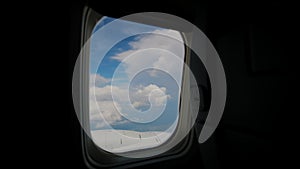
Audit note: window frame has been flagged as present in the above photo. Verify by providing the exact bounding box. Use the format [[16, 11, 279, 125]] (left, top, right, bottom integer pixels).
[[80, 6, 195, 168]]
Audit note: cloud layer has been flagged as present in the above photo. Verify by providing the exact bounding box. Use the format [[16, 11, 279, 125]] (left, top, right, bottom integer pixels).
[[111, 29, 184, 81], [90, 77, 170, 129], [90, 28, 184, 130]]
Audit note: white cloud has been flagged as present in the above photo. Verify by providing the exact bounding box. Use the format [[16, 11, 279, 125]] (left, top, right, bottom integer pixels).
[[90, 29, 183, 129], [90, 85, 125, 129], [90, 96, 123, 129], [90, 84, 170, 129], [130, 84, 170, 110], [111, 49, 135, 62], [110, 29, 185, 80], [128, 29, 184, 57], [90, 74, 110, 87]]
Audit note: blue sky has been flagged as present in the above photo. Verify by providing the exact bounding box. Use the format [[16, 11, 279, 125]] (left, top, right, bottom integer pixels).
[[89, 17, 185, 132]]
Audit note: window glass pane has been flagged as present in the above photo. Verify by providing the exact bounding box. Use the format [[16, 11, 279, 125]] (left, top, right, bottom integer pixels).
[[89, 16, 185, 153]]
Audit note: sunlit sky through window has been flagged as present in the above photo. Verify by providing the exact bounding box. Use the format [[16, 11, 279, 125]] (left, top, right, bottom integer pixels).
[[89, 16, 185, 152]]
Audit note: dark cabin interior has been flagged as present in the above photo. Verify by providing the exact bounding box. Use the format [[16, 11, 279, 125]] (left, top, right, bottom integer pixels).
[[7, 1, 293, 169], [66, 1, 290, 168]]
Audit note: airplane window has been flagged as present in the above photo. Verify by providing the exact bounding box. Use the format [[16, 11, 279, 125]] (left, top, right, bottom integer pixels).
[[89, 16, 185, 153]]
